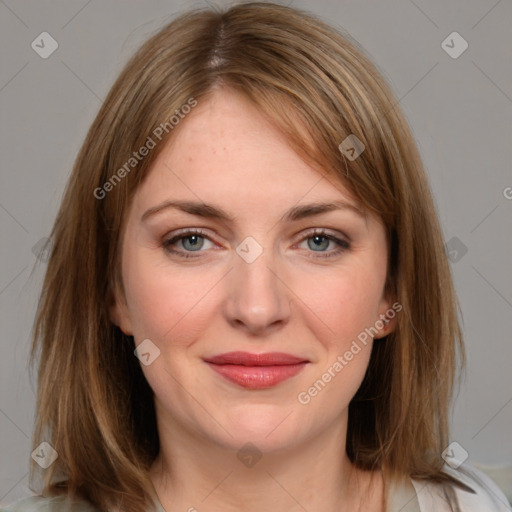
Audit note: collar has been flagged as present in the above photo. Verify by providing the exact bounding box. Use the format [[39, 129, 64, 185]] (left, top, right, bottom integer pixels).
[[440, 463, 478, 494]]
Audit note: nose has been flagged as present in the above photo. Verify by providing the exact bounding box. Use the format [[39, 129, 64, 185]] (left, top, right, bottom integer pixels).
[[223, 244, 291, 336]]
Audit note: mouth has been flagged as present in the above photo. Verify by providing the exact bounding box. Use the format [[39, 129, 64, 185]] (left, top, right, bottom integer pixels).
[[203, 351, 309, 390]]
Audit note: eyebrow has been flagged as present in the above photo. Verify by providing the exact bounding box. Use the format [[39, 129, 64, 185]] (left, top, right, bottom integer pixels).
[[141, 199, 367, 224]]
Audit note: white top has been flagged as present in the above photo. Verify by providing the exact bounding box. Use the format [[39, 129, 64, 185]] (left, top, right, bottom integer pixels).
[[389, 463, 511, 511], [1, 463, 510, 511]]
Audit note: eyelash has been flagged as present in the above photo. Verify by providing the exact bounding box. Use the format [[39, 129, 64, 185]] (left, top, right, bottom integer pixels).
[[162, 228, 351, 260]]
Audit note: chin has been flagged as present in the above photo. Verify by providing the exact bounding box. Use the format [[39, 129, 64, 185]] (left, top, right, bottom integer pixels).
[[213, 405, 304, 450]]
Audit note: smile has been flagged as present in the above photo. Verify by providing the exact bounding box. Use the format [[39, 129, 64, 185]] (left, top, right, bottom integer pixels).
[[203, 351, 309, 390]]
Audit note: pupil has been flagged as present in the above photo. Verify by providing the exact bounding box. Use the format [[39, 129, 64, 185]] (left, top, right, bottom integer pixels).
[[310, 235, 328, 251], [185, 235, 202, 250]]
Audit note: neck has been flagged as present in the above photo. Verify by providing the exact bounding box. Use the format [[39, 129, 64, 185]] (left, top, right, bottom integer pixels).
[[149, 407, 383, 512]]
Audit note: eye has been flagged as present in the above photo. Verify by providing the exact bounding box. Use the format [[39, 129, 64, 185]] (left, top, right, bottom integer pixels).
[[163, 229, 215, 259], [297, 229, 351, 259], [162, 228, 351, 260]]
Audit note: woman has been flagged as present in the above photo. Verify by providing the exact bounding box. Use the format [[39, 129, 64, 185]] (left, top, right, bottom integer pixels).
[[2, 2, 509, 511]]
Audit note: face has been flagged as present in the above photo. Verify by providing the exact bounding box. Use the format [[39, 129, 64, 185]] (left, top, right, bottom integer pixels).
[[111, 88, 395, 453]]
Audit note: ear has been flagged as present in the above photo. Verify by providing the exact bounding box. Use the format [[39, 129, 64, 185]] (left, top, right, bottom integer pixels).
[[107, 285, 134, 336], [374, 296, 400, 340]]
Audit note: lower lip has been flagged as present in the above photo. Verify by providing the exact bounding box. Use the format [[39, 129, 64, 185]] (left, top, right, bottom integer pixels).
[[206, 362, 307, 389]]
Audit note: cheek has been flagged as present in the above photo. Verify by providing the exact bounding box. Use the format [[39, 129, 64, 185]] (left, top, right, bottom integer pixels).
[[293, 262, 386, 349], [294, 270, 380, 412], [122, 249, 219, 345]]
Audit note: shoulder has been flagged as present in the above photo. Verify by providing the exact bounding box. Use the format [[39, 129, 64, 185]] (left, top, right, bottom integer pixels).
[[1, 495, 99, 512], [411, 462, 511, 512]]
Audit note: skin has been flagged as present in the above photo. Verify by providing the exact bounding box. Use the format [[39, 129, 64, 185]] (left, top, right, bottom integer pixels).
[[110, 88, 396, 512]]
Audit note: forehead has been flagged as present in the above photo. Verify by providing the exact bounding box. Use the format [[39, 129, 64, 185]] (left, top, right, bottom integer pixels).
[[131, 89, 359, 216]]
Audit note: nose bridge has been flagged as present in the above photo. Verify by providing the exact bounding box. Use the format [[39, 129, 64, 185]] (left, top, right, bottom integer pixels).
[[224, 235, 290, 334]]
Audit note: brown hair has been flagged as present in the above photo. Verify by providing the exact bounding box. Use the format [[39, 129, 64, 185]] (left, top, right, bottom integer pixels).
[[29, 2, 465, 511]]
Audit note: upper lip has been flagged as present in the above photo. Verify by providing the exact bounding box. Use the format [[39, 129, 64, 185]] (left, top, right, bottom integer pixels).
[[203, 351, 308, 366]]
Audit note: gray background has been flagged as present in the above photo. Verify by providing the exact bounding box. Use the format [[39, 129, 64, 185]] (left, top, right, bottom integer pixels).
[[1, 0, 511, 505]]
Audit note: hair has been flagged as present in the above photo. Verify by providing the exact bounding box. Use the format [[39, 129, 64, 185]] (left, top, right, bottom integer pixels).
[[28, 2, 466, 511]]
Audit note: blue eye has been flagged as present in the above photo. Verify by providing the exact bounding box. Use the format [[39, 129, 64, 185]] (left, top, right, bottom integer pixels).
[[175, 233, 206, 251], [298, 229, 351, 259], [163, 229, 350, 259], [163, 229, 213, 258]]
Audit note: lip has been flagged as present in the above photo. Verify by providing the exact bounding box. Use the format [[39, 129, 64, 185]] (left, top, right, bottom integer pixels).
[[204, 351, 308, 366], [203, 351, 309, 390]]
